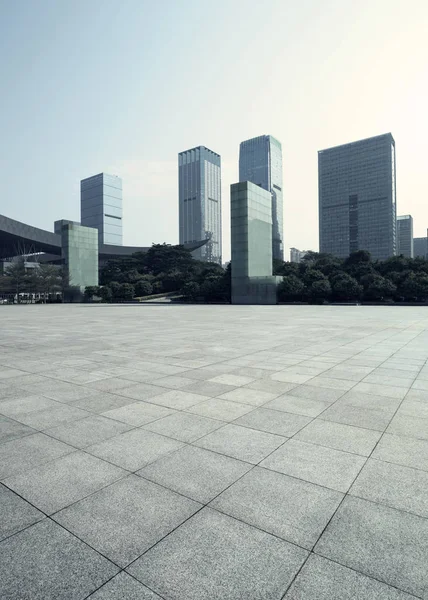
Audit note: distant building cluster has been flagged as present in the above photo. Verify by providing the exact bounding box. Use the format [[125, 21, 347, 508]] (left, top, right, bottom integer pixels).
[[1, 130, 427, 304]]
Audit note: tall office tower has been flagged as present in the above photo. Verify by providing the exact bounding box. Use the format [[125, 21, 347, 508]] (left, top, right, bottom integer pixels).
[[178, 146, 222, 264], [239, 135, 284, 261], [318, 133, 396, 260], [80, 173, 123, 246], [414, 234, 428, 258], [397, 215, 414, 257]]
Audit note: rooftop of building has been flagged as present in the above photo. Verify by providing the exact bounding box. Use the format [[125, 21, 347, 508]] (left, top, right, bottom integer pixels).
[[318, 132, 394, 154]]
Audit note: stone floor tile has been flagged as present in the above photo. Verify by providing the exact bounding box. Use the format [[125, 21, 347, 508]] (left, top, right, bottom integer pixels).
[[86, 428, 183, 471], [412, 379, 428, 391], [321, 402, 393, 431], [372, 433, 428, 472], [398, 399, 428, 419], [285, 554, 416, 599], [128, 508, 308, 600], [140, 389, 210, 409], [0, 519, 119, 599], [115, 383, 167, 402], [244, 379, 297, 395], [86, 377, 137, 392], [46, 414, 133, 448], [405, 389, 428, 403], [0, 432, 74, 479], [295, 419, 381, 456], [143, 411, 223, 442], [87, 572, 162, 599], [71, 392, 135, 413], [0, 484, 44, 542], [196, 423, 285, 464], [234, 407, 311, 436], [352, 382, 408, 400], [13, 404, 90, 430], [315, 496, 428, 598], [264, 394, 331, 417], [0, 395, 61, 419], [54, 475, 200, 567], [43, 384, 100, 403], [146, 375, 196, 389], [181, 380, 238, 397], [350, 458, 428, 518], [261, 439, 366, 492], [187, 397, 254, 421], [0, 416, 36, 444], [101, 401, 173, 426], [211, 466, 343, 549], [218, 387, 278, 406], [304, 376, 355, 391], [387, 413, 428, 441], [271, 372, 314, 384], [4, 451, 126, 514], [363, 373, 415, 388], [208, 373, 255, 386], [138, 445, 251, 503], [285, 384, 345, 402]]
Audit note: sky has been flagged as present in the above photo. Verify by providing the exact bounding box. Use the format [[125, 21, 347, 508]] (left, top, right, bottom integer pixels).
[[1, 0, 428, 261]]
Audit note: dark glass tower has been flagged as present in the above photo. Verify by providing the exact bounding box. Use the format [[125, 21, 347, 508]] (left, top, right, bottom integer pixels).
[[318, 133, 396, 260], [239, 135, 284, 261]]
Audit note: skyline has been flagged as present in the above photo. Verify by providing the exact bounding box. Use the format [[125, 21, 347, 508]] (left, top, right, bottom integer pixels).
[[1, 0, 428, 261]]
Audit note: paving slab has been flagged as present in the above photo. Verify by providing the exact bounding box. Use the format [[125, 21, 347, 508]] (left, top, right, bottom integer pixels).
[[211, 466, 343, 549], [315, 496, 428, 598], [234, 406, 311, 436], [87, 572, 162, 599], [350, 458, 428, 518], [0, 484, 45, 542], [138, 444, 251, 503], [264, 394, 331, 417], [295, 419, 382, 456], [0, 416, 36, 444], [261, 439, 366, 492], [54, 474, 200, 567], [143, 411, 223, 442], [0, 519, 118, 599], [285, 553, 417, 599], [372, 432, 428, 472], [101, 401, 174, 426], [0, 432, 74, 479], [45, 414, 133, 448], [86, 428, 184, 471], [128, 507, 308, 600], [3, 451, 126, 514], [195, 423, 286, 464]]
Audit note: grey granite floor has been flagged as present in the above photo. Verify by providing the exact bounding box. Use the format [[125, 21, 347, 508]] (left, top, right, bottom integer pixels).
[[1, 304, 428, 599]]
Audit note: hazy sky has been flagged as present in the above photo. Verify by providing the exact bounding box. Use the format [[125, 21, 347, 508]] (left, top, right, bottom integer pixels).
[[1, 0, 427, 260]]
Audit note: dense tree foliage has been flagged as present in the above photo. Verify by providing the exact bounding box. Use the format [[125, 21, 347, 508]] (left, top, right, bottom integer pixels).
[[276, 251, 428, 303], [0, 259, 73, 302], [97, 244, 230, 303]]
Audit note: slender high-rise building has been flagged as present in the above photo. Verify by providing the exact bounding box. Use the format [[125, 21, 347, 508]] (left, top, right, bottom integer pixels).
[[178, 146, 222, 264], [239, 135, 284, 261], [318, 133, 396, 260], [80, 173, 123, 246], [397, 215, 413, 257]]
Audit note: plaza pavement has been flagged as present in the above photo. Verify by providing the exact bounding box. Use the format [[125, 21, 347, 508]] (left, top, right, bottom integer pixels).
[[1, 304, 428, 599]]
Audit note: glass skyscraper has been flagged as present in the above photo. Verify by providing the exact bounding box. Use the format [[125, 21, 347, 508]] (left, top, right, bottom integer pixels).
[[414, 235, 428, 259], [239, 135, 284, 261], [397, 215, 413, 257], [318, 133, 396, 260], [80, 173, 123, 246], [178, 146, 222, 264]]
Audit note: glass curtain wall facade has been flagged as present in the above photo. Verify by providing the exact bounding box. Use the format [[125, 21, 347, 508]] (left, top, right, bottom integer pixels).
[[178, 146, 222, 264], [231, 181, 273, 278], [397, 215, 414, 257], [81, 173, 123, 246], [239, 135, 284, 261], [414, 236, 428, 259], [61, 224, 98, 292], [318, 133, 396, 260]]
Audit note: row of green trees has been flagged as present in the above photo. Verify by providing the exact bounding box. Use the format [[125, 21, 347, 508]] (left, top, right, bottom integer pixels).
[[275, 251, 428, 303], [0, 259, 71, 302], [97, 244, 230, 303]]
